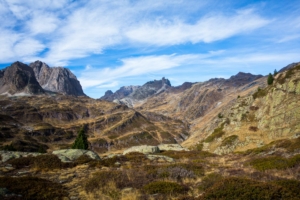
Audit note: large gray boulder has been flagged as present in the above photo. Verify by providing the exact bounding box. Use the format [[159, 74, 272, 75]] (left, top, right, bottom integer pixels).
[[158, 144, 189, 152], [123, 145, 159, 155], [52, 149, 100, 162], [30, 60, 85, 96], [0, 151, 42, 162]]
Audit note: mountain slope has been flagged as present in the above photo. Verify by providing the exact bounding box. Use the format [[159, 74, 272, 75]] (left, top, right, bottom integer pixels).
[[30, 60, 85, 96], [188, 64, 300, 154], [0, 61, 44, 95]]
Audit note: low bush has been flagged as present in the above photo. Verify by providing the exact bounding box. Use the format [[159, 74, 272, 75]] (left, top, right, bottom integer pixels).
[[8, 156, 36, 169], [248, 154, 300, 171], [0, 176, 68, 200], [249, 126, 258, 131], [253, 87, 268, 99], [204, 123, 225, 143], [160, 150, 216, 160], [143, 181, 188, 195], [221, 135, 238, 147], [198, 173, 223, 191], [199, 177, 282, 200], [144, 163, 204, 180], [8, 154, 74, 170]]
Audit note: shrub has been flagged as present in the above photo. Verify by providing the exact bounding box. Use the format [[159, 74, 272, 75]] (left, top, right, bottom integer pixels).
[[253, 87, 268, 99], [198, 173, 223, 191], [75, 154, 94, 165], [72, 128, 88, 150], [8, 156, 36, 169], [221, 135, 238, 147], [199, 177, 282, 200], [0, 176, 68, 199], [248, 154, 300, 171], [249, 126, 258, 131], [33, 154, 74, 170], [160, 150, 216, 160], [143, 181, 188, 195], [2, 144, 16, 151], [204, 123, 225, 143]]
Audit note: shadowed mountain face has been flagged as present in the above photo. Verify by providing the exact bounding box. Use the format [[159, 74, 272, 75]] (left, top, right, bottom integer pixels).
[[0, 61, 44, 95], [30, 61, 85, 96]]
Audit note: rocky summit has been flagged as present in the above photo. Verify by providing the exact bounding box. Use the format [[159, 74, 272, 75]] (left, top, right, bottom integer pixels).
[[1, 61, 300, 200], [0, 61, 44, 95], [30, 60, 85, 96]]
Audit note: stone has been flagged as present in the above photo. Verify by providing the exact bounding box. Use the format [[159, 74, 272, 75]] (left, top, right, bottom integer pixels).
[[146, 155, 174, 163], [158, 144, 189, 152], [52, 149, 100, 163], [0, 151, 42, 162], [123, 145, 159, 155]]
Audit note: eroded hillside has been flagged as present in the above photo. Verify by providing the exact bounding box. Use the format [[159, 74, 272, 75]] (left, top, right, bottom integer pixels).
[[0, 95, 188, 153], [191, 64, 300, 154]]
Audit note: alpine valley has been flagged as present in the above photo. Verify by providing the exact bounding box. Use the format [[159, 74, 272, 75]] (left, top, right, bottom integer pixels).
[[1, 60, 300, 200]]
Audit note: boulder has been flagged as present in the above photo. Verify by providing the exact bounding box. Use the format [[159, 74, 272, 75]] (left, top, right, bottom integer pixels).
[[52, 149, 100, 162], [123, 145, 159, 155], [146, 155, 174, 163], [0, 151, 42, 162], [158, 144, 189, 152]]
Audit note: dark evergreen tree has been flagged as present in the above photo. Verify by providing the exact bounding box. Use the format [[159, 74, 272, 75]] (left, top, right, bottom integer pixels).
[[267, 73, 274, 85], [274, 69, 278, 76], [71, 128, 88, 149]]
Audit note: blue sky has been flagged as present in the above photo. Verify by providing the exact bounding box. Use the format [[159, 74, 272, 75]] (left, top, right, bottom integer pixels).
[[0, 0, 299, 98]]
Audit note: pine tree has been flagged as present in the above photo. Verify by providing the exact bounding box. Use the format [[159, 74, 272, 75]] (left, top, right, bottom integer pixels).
[[267, 73, 274, 85], [274, 69, 278, 76], [72, 128, 88, 149]]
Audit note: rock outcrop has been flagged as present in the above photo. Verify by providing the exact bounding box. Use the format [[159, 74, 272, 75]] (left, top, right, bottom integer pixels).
[[123, 145, 160, 155], [30, 60, 85, 96], [100, 86, 140, 101], [52, 149, 100, 162], [0, 61, 44, 95], [158, 144, 189, 151], [100, 77, 172, 107]]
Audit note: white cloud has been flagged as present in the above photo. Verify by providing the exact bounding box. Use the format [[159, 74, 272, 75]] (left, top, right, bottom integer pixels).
[[97, 81, 119, 88], [125, 9, 269, 45], [79, 54, 202, 89]]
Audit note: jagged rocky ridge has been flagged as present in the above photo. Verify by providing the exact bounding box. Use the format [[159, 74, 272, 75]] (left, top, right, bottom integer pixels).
[[0, 61, 44, 95], [30, 60, 85, 96]]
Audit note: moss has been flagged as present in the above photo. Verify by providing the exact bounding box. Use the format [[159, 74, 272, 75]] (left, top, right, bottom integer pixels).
[[221, 135, 238, 147], [248, 154, 300, 171], [253, 87, 268, 99], [143, 181, 188, 195], [0, 176, 68, 200], [204, 123, 225, 143]]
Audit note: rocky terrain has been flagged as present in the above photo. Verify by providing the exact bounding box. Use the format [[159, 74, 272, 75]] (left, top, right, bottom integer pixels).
[[0, 62, 44, 95], [30, 61, 85, 96], [1, 61, 300, 199]]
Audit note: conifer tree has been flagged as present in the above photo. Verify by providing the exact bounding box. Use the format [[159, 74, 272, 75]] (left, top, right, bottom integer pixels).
[[274, 69, 278, 76], [72, 128, 88, 149], [267, 73, 274, 85]]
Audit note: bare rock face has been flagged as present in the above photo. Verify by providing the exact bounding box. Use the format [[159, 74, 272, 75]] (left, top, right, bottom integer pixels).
[[30, 60, 85, 96], [100, 85, 140, 101], [0, 61, 44, 95]]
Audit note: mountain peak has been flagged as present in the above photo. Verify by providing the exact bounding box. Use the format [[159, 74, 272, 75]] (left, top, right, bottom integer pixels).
[[0, 61, 44, 95], [29, 61, 85, 96]]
